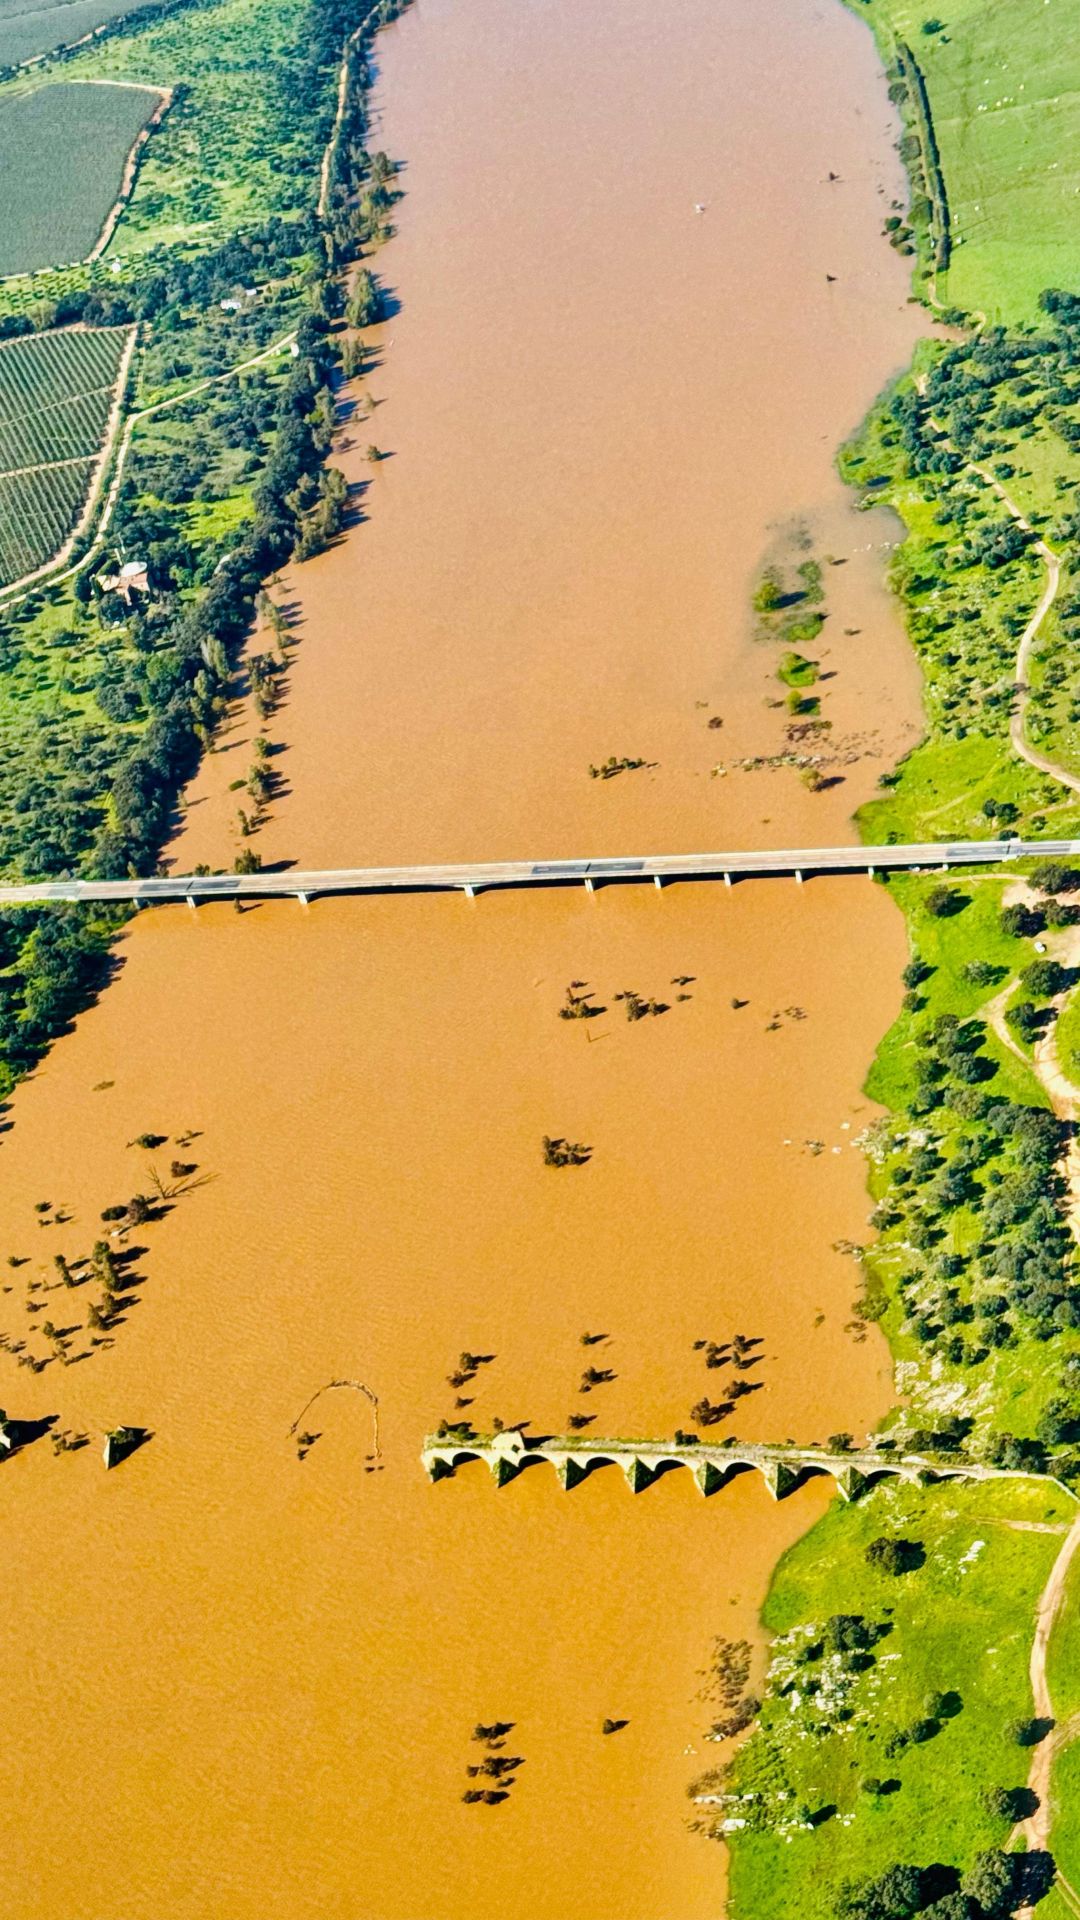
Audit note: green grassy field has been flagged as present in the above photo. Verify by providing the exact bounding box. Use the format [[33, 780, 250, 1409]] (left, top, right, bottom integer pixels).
[[850, 0, 1080, 323], [0, 80, 155, 276], [1049, 1742, 1080, 1890], [726, 1477, 1073, 1920], [1054, 986, 1080, 1093]]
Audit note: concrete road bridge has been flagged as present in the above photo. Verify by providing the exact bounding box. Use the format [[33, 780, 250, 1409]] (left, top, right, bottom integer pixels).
[[421, 1427, 1025, 1502], [0, 837, 1072, 909]]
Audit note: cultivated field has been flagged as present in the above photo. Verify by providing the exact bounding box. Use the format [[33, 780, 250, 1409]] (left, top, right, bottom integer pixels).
[[0, 80, 155, 276], [0, 0, 143, 70], [3, 0, 336, 262], [0, 323, 130, 586]]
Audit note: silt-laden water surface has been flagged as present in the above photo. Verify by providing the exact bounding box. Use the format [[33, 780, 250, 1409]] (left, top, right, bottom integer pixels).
[[1, 1, 925, 1913]]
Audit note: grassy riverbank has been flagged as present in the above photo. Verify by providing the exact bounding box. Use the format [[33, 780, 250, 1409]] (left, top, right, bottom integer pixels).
[[726, 7, 1080, 1914], [848, 0, 1080, 322], [725, 1478, 1073, 1920]]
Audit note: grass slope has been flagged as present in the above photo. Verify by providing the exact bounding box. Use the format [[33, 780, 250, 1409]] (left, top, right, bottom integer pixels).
[[727, 1478, 1073, 1919], [850, 0, 1080, 323]]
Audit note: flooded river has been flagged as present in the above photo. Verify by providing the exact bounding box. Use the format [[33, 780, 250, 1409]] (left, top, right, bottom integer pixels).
[[2, 0, 925, 1914]]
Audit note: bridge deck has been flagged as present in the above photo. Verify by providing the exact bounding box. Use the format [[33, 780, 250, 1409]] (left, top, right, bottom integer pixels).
[[0, 837, 1070, 908]]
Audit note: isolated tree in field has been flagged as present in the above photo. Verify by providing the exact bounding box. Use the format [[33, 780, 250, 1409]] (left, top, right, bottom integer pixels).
[[1007, 1715, 1050, 1747], [1005, 998, 1043, 1042], [960, 1850, 1015, 1916], [1000, 903, 1045, 938], [1031, 861, 1080, 894], [924, 885, 964, 918], [962, 959, 1001, 986], [1021, 959, 1066, 999], [979, 1784, 1037, 1821], [865, 1536, 924, 1575]]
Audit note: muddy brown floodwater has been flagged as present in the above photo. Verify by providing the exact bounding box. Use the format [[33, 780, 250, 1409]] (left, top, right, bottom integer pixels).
[[1, 0, 927, 1915]]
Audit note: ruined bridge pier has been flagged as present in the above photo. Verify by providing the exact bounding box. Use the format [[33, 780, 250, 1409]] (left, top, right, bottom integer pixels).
[[420, 1429, 1002, 1503]]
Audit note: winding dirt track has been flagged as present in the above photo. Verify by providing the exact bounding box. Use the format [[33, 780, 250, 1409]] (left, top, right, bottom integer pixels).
[[1019, 1516, 1080, 1852], [919, 381, 1074, 794], [968, 461, 1069, 793]]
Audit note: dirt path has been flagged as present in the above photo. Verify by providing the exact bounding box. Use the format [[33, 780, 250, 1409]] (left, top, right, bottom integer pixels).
[[0, 328, 296, 607], [985, 976, 1032, 1071], [317, 1, 384, 218], [966, 460, 1070, 794], [87, 84, 174, 264], [1010, 930, 1080, 1860], [1035, 994, 1080, 1227], [0, 321, 137, 601], [1014, 1515, 1080, 1853], [917, 378, 1075, 796]]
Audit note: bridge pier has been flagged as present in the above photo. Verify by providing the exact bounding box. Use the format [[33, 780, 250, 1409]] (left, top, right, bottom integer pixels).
[[186, 896, 197, 912], [556, 1455, 592, 1490], [694, 1459, 728, 1496], [795, 871, 804, 887], [489, 1452, 523, 1488], [295, 892, 310, 908], [584, 876, 595, 895], [463, 884, 476, 899], [620, 1455, 654, 1493], [724, 871, 732, 888], [654, 874, 663, 891], [762, 1459, 800, 1500]]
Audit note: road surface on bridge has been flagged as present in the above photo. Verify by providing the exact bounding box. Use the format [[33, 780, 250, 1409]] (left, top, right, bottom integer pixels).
[[0, 836, 1070, 908]]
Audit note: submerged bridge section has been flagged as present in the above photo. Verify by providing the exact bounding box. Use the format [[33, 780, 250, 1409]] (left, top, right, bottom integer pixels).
[[421, 1428, 1010, 1502], [0, 837, 1072, 909]]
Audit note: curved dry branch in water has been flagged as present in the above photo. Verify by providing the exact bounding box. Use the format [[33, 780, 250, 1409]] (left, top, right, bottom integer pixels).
[[289, 1379, 381, 1459]]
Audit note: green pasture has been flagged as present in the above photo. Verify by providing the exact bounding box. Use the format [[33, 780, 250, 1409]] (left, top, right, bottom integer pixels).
[[728, 1477, 1073, 1920], [851, 0, 1080, 321]]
